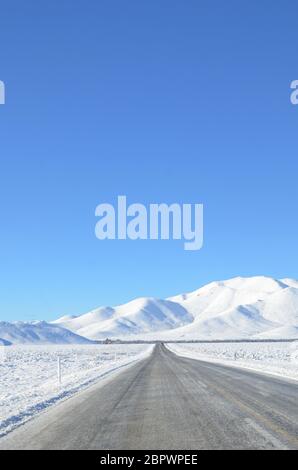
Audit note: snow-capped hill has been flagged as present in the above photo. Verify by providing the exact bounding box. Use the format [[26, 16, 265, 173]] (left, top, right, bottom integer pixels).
[[253, 287, 298, 325], [53, 307, 115, 332], [281, 278, 298, 289], [162, 303, 280, 341], [163, 276, 298, 340], [169, 276, 290, 323], [52, 275, 298, 341], [170, 276, 287, 315], [0, 321, 93, 345], [54, 298, 192, 340], [217, 276, 288, 292]]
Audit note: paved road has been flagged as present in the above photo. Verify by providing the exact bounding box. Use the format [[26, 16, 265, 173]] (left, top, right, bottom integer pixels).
[[1, 344, 297, 450]]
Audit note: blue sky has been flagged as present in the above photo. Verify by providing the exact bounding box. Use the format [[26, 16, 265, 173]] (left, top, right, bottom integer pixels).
[[0, 1, 297, 321]]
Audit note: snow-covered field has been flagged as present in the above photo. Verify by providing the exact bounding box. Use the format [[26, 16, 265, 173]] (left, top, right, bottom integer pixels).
[[167, 341, 298, 381], [0, 344, 153, 437]]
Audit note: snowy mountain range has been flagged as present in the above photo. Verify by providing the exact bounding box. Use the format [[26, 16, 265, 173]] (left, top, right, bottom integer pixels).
[[1, 276, 298, 344], [0, 321, 93, 345], [53, 298, 193, 340], [53, 276, 298, 341]]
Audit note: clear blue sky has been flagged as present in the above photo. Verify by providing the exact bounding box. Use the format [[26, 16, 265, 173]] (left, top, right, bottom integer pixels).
[[0, 1, 297, 321]]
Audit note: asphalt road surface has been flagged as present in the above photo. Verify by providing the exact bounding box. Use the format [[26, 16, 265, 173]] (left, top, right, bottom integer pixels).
[[0, 344, 297, 450]]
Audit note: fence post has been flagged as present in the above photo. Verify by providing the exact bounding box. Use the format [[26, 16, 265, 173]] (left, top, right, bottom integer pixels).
[[57, 356, 61, 385]]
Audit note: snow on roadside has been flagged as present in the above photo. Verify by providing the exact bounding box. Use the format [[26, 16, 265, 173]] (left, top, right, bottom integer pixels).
[[167, 342, 298, 381], [0, 344, 153, 437]]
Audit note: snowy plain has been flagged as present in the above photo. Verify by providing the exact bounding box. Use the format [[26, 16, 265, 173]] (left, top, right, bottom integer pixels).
[[167, 341, 298, 381], [0, 343, 153, 437]]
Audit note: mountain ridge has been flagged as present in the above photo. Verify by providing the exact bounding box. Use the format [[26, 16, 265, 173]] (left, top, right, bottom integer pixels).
[[0, 321, 94, 345], [53, 276, 298, 341], [1, 276, 297, 344]]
